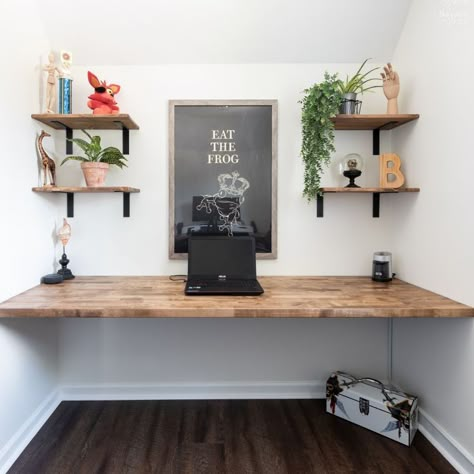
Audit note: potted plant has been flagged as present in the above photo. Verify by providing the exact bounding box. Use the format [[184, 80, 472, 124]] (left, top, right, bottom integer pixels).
[[337, 58, 381, 114], [300, 72, 343, 200], [61, 130, 128, 187]]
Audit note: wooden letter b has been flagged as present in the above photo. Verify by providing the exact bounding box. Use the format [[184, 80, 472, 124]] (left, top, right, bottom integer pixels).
[[379, 153, 405, 188]]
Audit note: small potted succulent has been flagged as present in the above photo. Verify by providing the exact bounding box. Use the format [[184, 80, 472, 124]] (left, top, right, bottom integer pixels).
[[337, 58, 382, 114], [61, 130, 127, 187]]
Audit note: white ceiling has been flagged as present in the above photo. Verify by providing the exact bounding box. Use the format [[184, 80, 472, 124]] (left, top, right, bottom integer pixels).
[[39, 0, 412, 65]]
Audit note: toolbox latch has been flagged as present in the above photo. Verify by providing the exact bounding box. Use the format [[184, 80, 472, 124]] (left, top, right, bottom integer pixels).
[[359, 397, 370, 415]]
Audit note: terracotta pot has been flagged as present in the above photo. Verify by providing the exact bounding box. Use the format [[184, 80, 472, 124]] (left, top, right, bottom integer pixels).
[[81, 162, 109, 187]]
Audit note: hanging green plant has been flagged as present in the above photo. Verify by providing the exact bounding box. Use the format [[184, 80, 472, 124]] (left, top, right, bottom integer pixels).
[[300, 72, 343, 200]]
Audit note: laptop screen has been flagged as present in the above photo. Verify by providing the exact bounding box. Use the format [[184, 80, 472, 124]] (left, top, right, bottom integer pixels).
[[188, 236, 256, 279]]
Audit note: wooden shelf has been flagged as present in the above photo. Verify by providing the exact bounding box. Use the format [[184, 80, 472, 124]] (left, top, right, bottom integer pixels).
[[31, 113, 139, 154], [320, 187, 420, 193], [331, 114, 420, 131], [31, 114, 139, 130], [0, 276, 472, 319], [32, 186, 140, 194], [317, 188, 420, 218], [32, 186, 140, 218]]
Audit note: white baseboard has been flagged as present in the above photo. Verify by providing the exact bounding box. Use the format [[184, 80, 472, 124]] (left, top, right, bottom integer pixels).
[[0, 390, 61, 474], [418, 408, 474, 474], [60, 380, 326, 401]]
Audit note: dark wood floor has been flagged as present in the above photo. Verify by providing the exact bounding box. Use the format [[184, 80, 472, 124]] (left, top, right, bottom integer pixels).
[[9, 400, 455, 474]]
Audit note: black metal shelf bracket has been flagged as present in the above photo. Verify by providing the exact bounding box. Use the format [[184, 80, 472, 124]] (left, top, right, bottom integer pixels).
[[51, 121, 131, 155], [373, 121, 398, 156], [123, 192, 131, 217], [373, 129, 380, 155], [373, 193, 380, 218], [67, 193, 74, 218], [114, 121, 130, 154], [316, 194, 324, 218], [63, 192, 133, 218], [317, 192, 382, 218], [51, 121, 73, 154]]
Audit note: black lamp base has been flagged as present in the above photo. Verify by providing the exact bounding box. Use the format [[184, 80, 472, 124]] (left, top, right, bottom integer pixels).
[[343, 169, 362, 188], [57, 251, 75, 280]]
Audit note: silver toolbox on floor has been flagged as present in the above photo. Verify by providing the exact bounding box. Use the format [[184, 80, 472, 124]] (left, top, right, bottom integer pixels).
[[326, 371, 418, 446]]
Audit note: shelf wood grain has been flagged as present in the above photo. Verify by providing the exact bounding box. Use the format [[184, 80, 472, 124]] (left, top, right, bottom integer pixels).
[[331, 114, 419, 130], [0, 276, 472, 319], [320, 187, 420, 193], [31, 114, 139, 130], [32, 186, 140, 194]]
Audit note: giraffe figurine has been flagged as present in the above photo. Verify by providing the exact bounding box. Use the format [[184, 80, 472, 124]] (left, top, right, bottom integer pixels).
[[36, 130, 56, 186]]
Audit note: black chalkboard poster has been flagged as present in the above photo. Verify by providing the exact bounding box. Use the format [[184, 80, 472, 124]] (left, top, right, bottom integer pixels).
[[169, 100, 277, 259]]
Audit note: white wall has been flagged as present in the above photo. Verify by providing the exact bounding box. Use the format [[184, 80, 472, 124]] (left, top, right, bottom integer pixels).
[[58, 63, 397, 390], [391, 0, 474, 460], [0, 1, 60, 467]]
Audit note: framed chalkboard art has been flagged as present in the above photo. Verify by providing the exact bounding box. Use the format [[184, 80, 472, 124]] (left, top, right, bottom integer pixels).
[[169, 100, 277, 259]]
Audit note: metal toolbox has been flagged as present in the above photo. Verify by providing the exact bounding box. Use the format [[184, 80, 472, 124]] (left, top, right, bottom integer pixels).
[[326, 371, 418, 446]]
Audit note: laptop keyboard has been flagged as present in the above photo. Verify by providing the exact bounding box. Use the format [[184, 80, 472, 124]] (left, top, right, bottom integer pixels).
[[188, 280, 258, 290]]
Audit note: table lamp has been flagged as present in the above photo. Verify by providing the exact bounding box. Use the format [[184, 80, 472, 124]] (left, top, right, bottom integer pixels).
[[57, 218, 74, 280]]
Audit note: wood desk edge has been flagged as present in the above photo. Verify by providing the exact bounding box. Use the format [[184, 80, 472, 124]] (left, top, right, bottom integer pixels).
[[0, 276, 472, 319]]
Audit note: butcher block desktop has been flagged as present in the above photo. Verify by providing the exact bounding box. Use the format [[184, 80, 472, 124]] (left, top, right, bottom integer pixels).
[[0, 276, 472, 319]]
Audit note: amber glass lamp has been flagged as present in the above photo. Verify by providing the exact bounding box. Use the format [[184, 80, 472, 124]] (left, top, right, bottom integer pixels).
[[57, 218, 74, 280]]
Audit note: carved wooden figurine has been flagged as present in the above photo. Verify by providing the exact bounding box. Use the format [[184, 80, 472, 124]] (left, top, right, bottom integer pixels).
[[381, 63, 400, 114], [43, 52, 60, 114], [36, 130, 56, 186]]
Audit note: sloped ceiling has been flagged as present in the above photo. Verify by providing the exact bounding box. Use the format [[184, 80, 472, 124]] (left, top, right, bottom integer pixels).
[[38, 0, 411, 65]]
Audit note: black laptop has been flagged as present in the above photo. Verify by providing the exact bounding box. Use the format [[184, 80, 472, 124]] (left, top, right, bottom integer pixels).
[[185, 236, 264, 295]]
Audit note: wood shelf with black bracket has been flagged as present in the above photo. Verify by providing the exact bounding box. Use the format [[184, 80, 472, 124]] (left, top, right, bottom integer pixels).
[[32, 186, 140, 218], [330, 114, 420, 154], [31, 113, 139, 155], [316, 187, 420, 218], [315, 114, 421, 217]]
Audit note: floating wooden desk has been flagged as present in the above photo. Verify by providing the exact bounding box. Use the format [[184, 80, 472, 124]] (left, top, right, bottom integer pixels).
[[0, 276, 472, 319]]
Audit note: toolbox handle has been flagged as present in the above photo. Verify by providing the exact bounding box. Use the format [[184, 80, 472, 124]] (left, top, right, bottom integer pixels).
[[358, 377, 385, 387], [336, 372, 412, 402]]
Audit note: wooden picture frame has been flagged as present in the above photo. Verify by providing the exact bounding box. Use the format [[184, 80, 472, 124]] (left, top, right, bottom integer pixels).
[[169, 100, 278, 259]]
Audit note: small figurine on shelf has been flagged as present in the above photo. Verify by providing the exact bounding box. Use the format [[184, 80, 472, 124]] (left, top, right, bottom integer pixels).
[[36, 130, 56, 186], [381, 63, 400, 114], [87, 71, 120, 114], [57, 218, 74, 280], [43, 52, 61, 113], [58, 50, 73, 114]]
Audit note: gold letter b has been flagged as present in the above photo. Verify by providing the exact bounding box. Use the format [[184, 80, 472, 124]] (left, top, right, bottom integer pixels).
[[379, 153, 405, 188]]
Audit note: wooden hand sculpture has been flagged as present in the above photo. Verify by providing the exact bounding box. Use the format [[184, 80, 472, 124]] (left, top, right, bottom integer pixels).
[[381, 63, 400, 114]]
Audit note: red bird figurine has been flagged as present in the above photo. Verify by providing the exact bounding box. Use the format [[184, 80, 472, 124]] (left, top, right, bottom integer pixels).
[[87, 71, 120, 114]]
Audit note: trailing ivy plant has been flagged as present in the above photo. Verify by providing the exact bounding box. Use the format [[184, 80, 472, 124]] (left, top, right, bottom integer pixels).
[[300, 72, 343, 200]]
